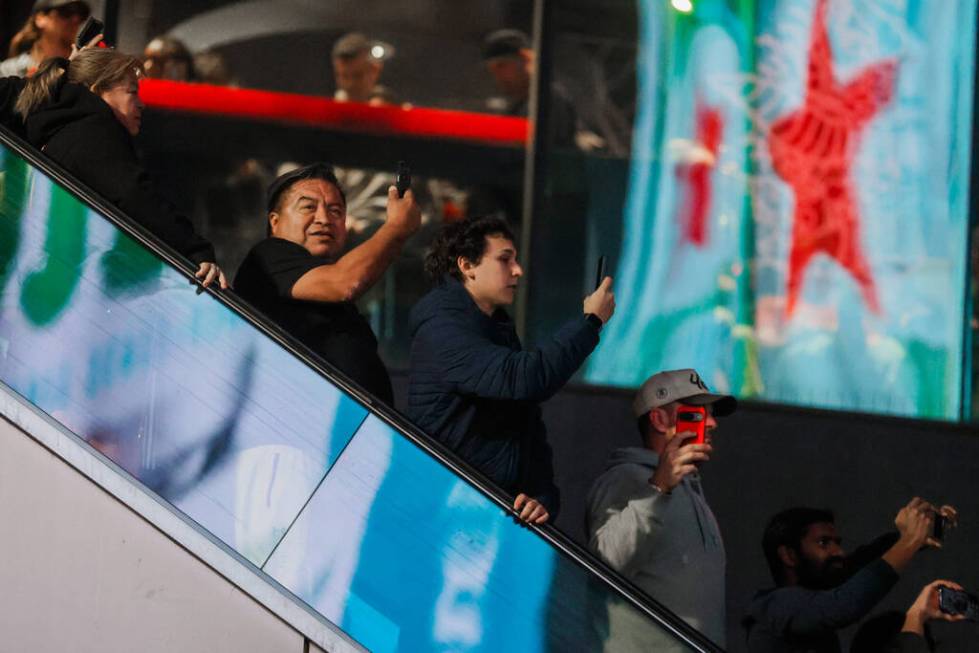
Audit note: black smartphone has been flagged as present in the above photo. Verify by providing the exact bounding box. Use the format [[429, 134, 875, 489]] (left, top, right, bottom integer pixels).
[[75, 16, 105, 49], [395, 161, 411, 198], [933, 513, 947, 541], [938, 586, 979, 621], [594, 255, 607, 290]]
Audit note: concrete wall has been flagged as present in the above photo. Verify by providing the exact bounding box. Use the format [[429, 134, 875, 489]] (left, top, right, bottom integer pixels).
[[543, 385, 979, 652], [0, 414, 334, 653]]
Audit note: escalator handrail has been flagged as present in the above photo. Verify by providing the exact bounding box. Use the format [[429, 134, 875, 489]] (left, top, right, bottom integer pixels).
[[0, 123, 723, 653]]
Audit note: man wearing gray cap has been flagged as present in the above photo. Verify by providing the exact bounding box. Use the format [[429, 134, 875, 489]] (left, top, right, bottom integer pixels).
[[586, 368, 736, 649]]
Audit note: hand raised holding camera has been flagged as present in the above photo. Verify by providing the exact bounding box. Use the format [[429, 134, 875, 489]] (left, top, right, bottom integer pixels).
[[584, 276, 615, 324], [384, 185, 421, 241], [903, 580, 969, 635], [649, 430, 712, 493], [882, 497, 939, 573]]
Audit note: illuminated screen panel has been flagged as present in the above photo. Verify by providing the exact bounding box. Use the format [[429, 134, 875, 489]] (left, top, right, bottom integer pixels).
[[0, 146, 368, 565], [264, 415, 693, 653], [586, 0, 977, 419]]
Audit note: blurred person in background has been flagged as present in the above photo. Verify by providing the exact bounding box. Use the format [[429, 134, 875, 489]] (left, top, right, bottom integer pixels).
[[331, 32, 398, 105], [744, 502, 958, 652], [142, 35, 195, 81], [16, 48, 226, 287], [1, 0, 89, 78], [193, 50, 235, 86], [481, 28, 583, 150]]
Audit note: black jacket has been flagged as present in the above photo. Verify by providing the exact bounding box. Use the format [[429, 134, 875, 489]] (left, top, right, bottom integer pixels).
[[745, 559, 899, 652], [407, 277, 600, 515], [24, 80, 215, 264], [0, 76, 27, 137]]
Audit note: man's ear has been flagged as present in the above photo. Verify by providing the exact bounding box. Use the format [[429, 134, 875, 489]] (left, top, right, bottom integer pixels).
[[649, 406, 671, 433], [457, 256, 474, 280], [777, 545, 799, 569], [268, 212, 279, 235]]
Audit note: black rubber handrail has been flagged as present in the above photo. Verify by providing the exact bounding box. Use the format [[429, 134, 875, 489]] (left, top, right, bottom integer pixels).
[[0, 123, 724, 653]]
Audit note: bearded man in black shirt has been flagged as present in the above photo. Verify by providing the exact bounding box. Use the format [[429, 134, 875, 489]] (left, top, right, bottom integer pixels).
[[235, 163, 420, 405]]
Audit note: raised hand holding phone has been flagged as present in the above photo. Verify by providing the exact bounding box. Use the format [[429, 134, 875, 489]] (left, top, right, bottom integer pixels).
[[584, 258, 615, 325], [594, 255, 607, 290], [75, 16, 105, 50], [938, 585, 979, 621], [395, 160, 411, 198], [649, 427, 711, 493], [675, 404, 707, 446]]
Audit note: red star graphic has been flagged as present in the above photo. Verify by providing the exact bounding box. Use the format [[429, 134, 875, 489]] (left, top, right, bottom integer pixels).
[[768, 0, 897, 316], [676, 100, 724, 247]]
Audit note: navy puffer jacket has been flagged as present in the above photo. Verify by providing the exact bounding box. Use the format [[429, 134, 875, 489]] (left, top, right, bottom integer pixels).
[[407, 277, 600, 516]]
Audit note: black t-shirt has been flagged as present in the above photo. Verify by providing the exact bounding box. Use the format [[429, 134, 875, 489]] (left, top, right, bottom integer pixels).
[[234, 238, 393, 405]]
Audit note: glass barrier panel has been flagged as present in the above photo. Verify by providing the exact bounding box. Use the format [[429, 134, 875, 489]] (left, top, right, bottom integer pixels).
[[529, 0, 978, 420], [264, 415, 699, 653], [0, 144, 368, 565], [0, 139, 710, 651]]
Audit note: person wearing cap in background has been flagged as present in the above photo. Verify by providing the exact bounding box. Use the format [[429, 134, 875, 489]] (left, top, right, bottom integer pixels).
[[585, 368, 737, 649], [331, 32, 398, 105], [1, 0, 90, 78], [481, 28, 579, 149], [142, 35, 195, 81], [233, 163, 421, 405]]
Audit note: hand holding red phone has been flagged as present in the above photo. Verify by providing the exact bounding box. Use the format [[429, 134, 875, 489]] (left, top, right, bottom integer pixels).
[[649, 426, 712, 493], [675, 404, 707, 445]]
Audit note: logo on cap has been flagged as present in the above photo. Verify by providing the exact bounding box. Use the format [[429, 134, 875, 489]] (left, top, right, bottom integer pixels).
[[689, 372, 708, 391], [656, 387, 669, 399]]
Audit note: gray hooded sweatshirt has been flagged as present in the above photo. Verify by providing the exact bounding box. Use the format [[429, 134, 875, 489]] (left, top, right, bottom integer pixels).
[[586, 447, 726, 649]]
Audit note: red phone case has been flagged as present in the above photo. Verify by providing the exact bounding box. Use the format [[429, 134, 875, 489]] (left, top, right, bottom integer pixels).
[[675, 404, 707, 445]]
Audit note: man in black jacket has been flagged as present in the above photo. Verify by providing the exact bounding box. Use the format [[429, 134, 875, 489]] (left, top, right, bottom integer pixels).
[[407, 215, 615, 524], [235, 163, 420, 405], [744, 500, 955, 652]]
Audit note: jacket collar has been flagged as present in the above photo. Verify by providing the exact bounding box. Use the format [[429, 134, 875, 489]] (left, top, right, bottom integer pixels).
[[442, 275, 512, 325]]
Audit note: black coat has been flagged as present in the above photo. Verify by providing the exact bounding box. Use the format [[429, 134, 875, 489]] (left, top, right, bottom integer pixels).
[[0, 76, 27, 137], [407, 276, 600, 516], [24, 80, 215, 264]]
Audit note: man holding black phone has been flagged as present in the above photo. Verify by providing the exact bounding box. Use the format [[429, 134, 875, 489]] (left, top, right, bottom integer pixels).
[[744, 501, 959, 652], [234, 162, 420, 405], [585, 369, 736, 649]]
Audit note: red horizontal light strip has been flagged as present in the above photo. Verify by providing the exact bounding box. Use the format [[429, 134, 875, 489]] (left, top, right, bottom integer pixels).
[[140, 79, 528, 147]]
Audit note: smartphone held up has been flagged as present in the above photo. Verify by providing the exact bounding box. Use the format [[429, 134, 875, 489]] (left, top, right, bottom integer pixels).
[[938, 586, 979, 621], [75, 16, 106, 49], [675, 404, 707, 446]]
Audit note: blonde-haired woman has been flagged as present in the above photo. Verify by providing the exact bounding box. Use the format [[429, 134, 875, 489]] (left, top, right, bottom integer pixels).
[[16, 48, 227, 288]]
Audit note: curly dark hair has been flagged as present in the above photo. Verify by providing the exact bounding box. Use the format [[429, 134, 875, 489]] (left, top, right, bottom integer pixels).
[[423, 215, 516, 282]]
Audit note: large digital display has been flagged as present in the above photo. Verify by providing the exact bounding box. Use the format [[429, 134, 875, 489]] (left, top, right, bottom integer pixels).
[[586, 0, 977, 420], [0, 142, 697, 651]]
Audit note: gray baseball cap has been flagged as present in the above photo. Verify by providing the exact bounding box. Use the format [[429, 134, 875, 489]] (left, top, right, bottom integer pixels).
[[633, 369, 737, 418]]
